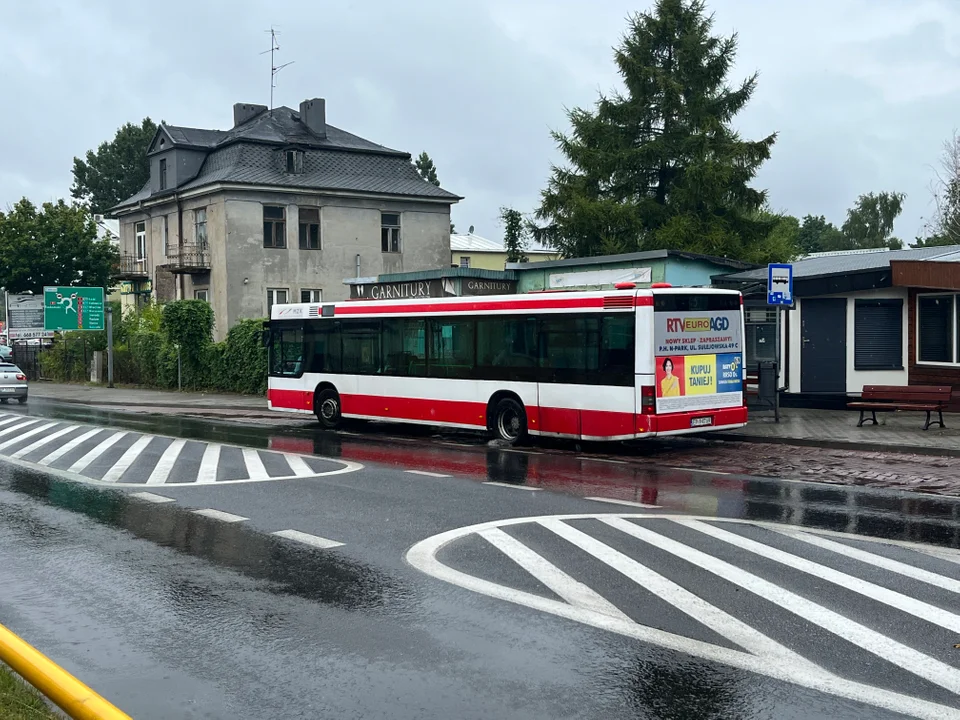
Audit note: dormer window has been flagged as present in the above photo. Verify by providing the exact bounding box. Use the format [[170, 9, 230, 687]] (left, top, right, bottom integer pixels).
[[285, 149, 304, 174]]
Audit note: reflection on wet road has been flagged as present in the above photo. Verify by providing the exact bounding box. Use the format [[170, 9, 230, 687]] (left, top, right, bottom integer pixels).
[[0, 400, 959, 718]]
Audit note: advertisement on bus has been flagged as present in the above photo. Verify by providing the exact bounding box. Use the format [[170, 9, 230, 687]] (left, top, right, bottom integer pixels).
[[653, 309, 743, 413]]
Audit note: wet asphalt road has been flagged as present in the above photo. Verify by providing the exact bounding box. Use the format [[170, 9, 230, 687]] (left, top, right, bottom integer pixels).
[[1, 400, 960, 719]]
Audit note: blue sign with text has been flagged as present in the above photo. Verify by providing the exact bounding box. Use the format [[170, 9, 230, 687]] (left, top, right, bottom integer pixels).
[[767, 263, 793, 306]]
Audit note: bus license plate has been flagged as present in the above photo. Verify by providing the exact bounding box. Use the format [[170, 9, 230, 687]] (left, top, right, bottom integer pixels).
[[690, 416, 713, 428]]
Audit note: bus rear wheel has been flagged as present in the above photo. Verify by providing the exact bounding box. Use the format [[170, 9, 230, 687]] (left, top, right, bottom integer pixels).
[[491, 397, 526, 444], [315, 388, 342, 430]]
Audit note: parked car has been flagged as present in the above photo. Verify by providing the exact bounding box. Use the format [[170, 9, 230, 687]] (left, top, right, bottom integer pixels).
[[0, 362, 27, 404], [0, 344, 12, 360]]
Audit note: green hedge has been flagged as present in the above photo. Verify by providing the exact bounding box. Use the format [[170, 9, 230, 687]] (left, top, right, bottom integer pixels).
[[40, 300, 267, 395]]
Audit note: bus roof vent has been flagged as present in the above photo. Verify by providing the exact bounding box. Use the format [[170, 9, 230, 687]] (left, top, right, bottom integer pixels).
[[603, 295, 635, 309], [651, 282, 672, 288]]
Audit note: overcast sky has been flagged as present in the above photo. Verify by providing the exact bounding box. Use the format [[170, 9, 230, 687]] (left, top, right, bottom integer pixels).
[[2, 0, 958, 243]]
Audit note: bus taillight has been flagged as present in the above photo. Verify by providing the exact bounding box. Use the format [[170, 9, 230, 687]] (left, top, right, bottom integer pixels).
[[640, 386, 655, 414]]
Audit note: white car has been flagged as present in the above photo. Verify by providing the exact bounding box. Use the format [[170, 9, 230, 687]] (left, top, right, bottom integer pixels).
[[0, 362, 27, 404], [0, 345, 12, 360]]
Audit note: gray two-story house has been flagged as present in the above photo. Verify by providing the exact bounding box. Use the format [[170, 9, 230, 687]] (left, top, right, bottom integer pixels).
[[111, 97, 460, 339]]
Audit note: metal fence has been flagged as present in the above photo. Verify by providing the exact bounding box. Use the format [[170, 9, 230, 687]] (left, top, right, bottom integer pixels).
[[12, 344, 44, 380]]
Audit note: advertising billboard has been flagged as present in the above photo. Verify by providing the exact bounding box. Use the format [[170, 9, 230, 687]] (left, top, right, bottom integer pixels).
[[653, 309, 743, 413]]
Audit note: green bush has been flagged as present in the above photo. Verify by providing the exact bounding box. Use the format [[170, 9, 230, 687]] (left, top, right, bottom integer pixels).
[[218, 319, 268, 394]]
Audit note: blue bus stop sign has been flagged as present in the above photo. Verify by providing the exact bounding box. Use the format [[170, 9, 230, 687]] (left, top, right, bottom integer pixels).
[[767, 263, 793, 306]]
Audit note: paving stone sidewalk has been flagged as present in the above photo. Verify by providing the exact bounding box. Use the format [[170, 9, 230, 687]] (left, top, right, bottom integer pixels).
[[721, 406, 960, 456], [27, 382, 267, 410]]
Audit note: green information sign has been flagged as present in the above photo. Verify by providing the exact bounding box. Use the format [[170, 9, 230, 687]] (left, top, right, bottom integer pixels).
[[43, 286, 105, 331]]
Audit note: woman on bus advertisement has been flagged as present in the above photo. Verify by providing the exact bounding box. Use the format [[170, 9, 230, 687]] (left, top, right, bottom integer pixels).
[[657, 357, 684, 398]]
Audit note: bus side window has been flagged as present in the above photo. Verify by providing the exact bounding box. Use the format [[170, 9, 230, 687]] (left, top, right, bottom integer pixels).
[[382, 318, 426, 376], [341, 320, 381, 375], [428, 317, 475, 379], [600, 314, 635, 384], [269, 324, 304, 377], [476, 317, 538, 381], [306, 321, 342, 374]]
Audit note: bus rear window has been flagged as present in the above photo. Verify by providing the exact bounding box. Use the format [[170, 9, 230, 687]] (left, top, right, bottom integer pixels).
[[654, 294, 739, 312]]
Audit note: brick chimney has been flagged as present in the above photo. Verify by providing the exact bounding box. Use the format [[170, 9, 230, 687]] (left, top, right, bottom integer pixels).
[[299, 98, 327, 138], [233, 103, 267, 127]]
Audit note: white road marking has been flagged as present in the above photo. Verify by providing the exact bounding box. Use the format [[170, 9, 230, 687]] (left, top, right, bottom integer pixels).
[[0, 419, 364, 486], [146, 439, 186, 485], [576, 456, 628, 464], [36, 428, 103, 466], [9, 424, 78, 459], [100, 435, 154, 483], [479, 527, 632, 622], [585, 497, 661, 509], [406, 513, 960, 720], [271, 529, 344, 549], [774, 527, 960, 595], [0, 421, 59, 451], [668, 466, 732, 475], [603, 516, 960, 696], [192, 508, 246, 522], [283, 454, 317, 477], [678, 518, 960, 634], [0, 419, 40, 439], [66, 432, 128, 474], [129, 491, 175, 504], [241, 448, 268, 480], [483, 481, 541, 491], [405, 470, 451, 478], [196, 443, 222, 483]]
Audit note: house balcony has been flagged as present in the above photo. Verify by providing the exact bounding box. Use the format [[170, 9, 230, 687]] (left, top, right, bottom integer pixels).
[[167, 245, 211, 274], [113, 254, 149, 280]]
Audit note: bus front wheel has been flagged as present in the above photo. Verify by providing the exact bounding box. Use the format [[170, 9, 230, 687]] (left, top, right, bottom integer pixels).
[[491, 397, 527, 444], [315, 388, 342, 430]]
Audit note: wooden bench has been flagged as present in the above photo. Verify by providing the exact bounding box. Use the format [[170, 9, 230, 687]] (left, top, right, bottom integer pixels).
[[847, 385, 952, 430]]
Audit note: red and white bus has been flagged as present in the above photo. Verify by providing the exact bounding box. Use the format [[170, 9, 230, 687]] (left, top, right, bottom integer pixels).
[[266, 285, 747, 442]]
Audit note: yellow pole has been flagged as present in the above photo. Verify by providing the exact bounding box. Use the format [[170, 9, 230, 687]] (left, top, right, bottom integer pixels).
[[0, 622, 131, 720]]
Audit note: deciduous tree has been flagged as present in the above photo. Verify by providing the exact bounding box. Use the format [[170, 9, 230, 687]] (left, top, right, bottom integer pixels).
[[0, 199, 119, 294], [841, 192, 905, 250], [71, 118, 157, 214]]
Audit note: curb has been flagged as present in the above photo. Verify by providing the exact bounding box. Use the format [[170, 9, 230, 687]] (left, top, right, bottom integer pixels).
[[0, 622, 131, 720], [713, 431, 960, 459], [30, 395, 266, 412]]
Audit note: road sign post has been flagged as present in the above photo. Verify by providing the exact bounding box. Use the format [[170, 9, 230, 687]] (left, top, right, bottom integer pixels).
[[765, 264, 793, 423], [106, 305, 114, 389], [43, 287, 105, 332]]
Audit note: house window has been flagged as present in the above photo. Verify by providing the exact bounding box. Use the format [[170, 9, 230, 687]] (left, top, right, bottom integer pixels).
[[263, 206, 286, 248], [301, 289, 322, 303], [381, 213, 401, 253], [459, 256, 470, 268], [194, 289, 209, 302], [159, 158, 167, 190], [267, 288, 289, 314], [285, 149, 303, 174], [194, 208, 207, 250], [299, 208, 321, 250], [918, 295, 956, 363], [854, 299, 903, 370], [135, 222, 146, 261], [162, 216, 169, 257]]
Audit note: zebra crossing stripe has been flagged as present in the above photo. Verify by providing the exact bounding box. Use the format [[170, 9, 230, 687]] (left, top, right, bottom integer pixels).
[[101, 435, 155, 483], [0, 422, 59, 452], [67, 432, 128, 474], [0, 413, 362, 486], [37, 428, 103, 466], [602, 515, 960, 696], [146, 439, 186, 485], [407, 514, 960, 720]]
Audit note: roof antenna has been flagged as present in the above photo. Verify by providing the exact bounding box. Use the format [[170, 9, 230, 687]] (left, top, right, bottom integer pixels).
[[261, 26, 294, 110]]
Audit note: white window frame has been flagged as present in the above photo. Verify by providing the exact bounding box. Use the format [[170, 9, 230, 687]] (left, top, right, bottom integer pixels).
[[162, 216, 169, 257], [459, 256, 470, 268], [267, 288, 289, 314], [298, 207, 321, 250], [135, 221, 146, 262], [300, 289, 322, 303], [194, 289, 209, 302], [916, 291, 960, 366], [194, 208, 208, 250], [381, 212, 401, 253]]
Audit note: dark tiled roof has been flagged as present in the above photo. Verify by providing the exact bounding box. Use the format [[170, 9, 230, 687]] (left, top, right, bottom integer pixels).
[[113, 106, 459, 211], [722, 245, 960, 282], [178, 144, 459, 199]]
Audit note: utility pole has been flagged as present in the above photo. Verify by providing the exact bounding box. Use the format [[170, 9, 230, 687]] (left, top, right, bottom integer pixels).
[[262, 27, 294, 109]]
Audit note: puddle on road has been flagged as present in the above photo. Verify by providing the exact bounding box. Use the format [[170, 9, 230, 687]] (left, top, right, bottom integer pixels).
[[0, 466, 410, 612]]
